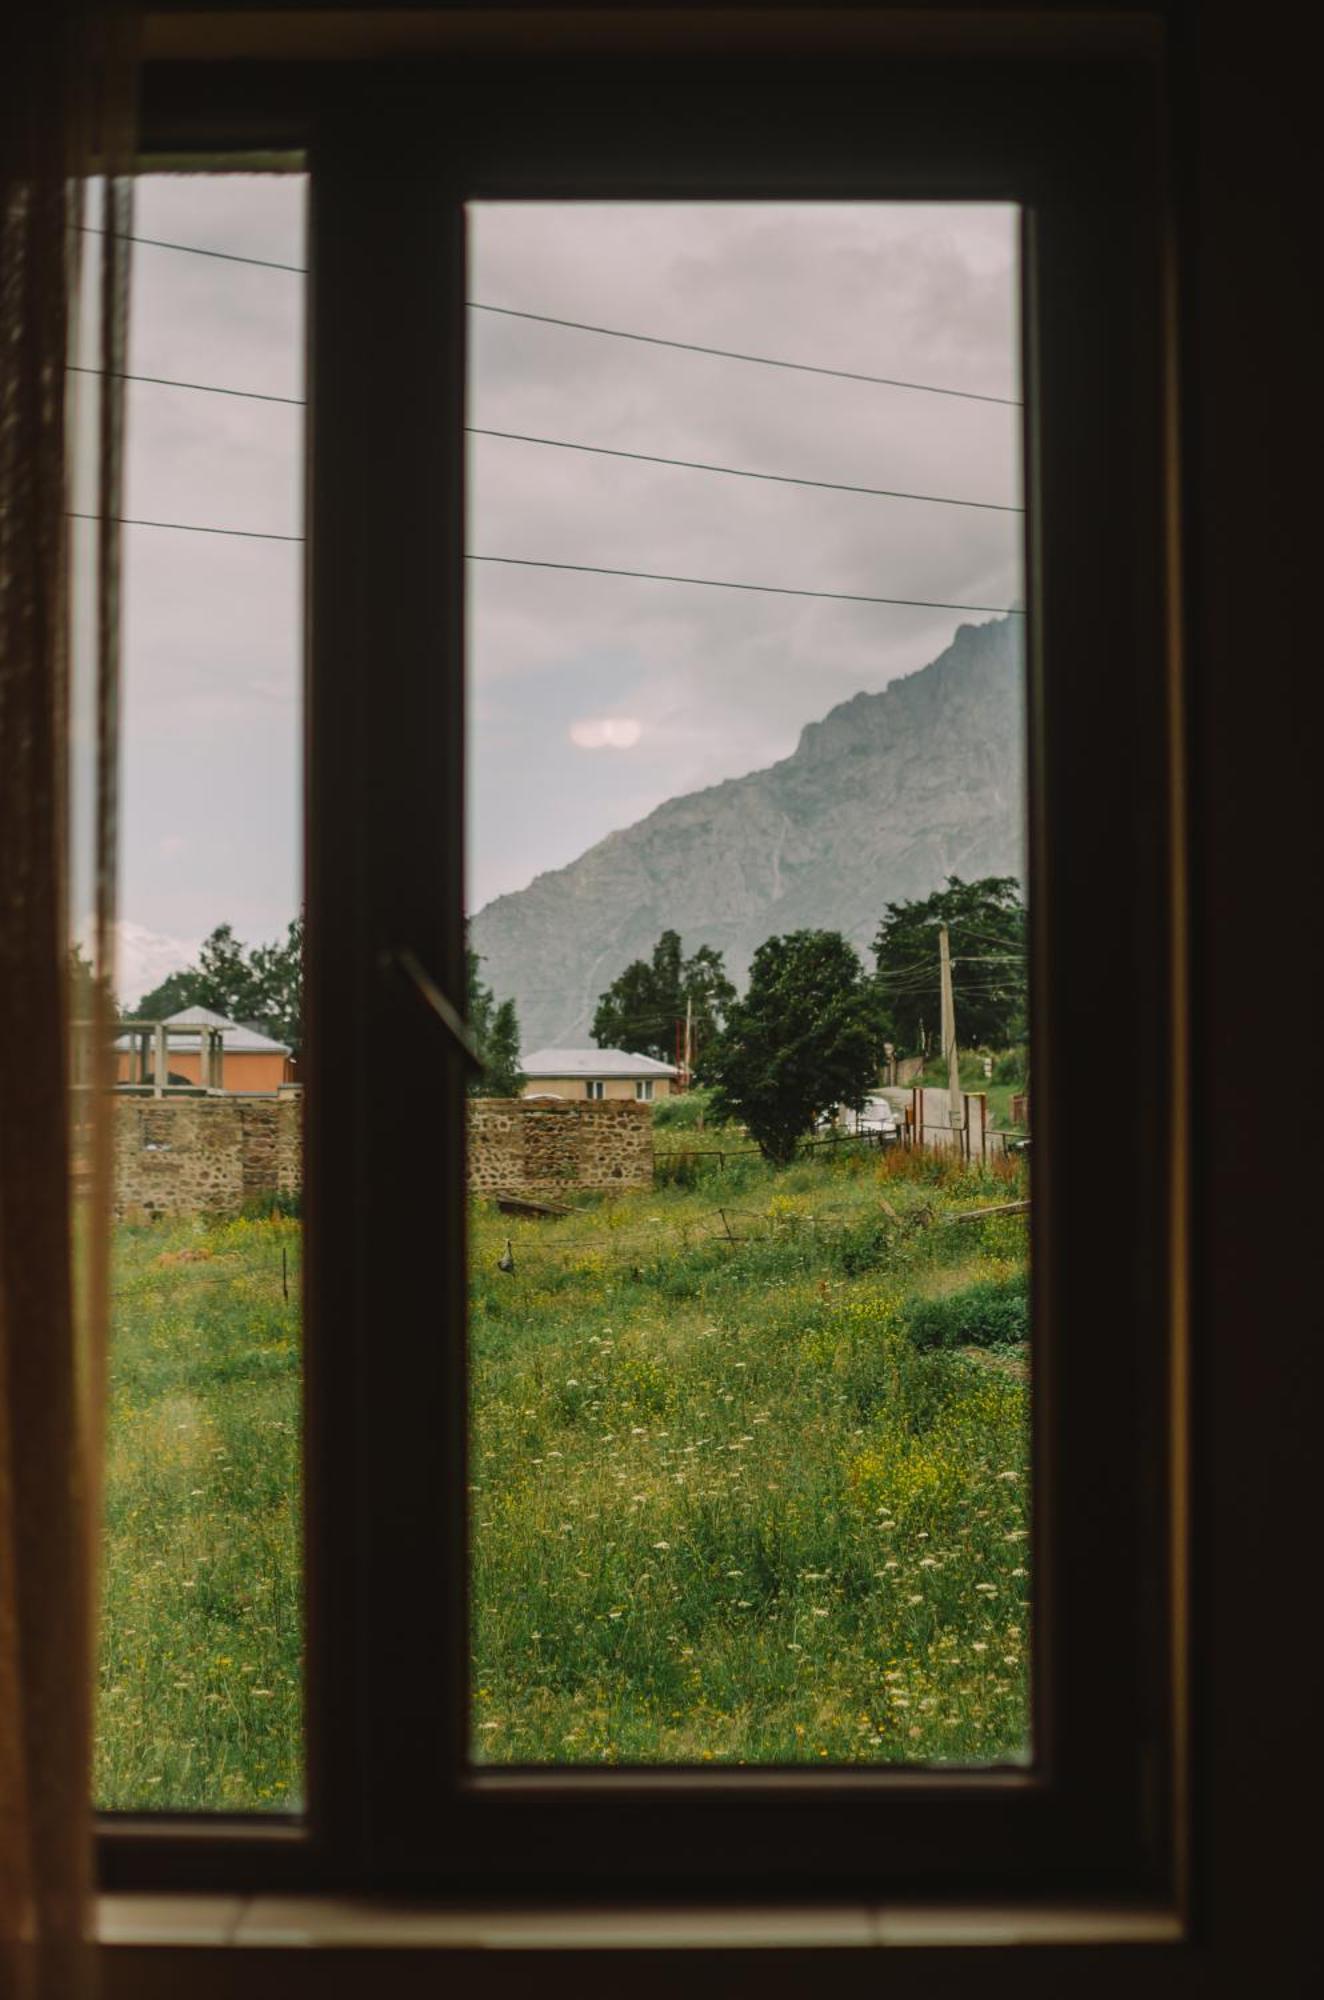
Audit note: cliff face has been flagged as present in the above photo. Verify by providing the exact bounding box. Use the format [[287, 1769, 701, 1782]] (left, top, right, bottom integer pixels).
[[470, 615, 1026, 1050]]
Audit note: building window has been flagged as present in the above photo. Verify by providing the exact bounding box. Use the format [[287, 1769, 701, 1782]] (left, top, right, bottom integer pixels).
[[635, 1080, 655, 1103], [585, 1079, 605, 1100], [103, 32, 1181, 1918]]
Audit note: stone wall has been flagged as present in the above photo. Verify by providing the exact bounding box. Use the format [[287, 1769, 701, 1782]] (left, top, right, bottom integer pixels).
[[468, 1097, 652, 1199], [113, 1092, 303, 1220], [111, 1091, 649, 1220]]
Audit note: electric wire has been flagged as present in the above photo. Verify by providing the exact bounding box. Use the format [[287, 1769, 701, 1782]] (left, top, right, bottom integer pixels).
[[78, 225, 1022, 407], [74, 514, 1020, 615], [468, 555, 1022, 618], [67, 368, 1020, 515]]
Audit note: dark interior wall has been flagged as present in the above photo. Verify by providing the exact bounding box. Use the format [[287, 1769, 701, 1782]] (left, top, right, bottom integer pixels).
[[1176, 0, 1320, 1986], [90, 2, 1319, 1991]]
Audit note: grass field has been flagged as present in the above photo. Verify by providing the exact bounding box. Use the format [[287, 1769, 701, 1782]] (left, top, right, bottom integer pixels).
[[97, 1213, 302, 1810], [472, 1139, 1030, 1766], [96, 1136, 1029, 1803]]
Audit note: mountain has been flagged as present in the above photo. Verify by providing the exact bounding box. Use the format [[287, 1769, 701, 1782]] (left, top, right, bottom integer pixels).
[[470, 615, 1026, 1051]]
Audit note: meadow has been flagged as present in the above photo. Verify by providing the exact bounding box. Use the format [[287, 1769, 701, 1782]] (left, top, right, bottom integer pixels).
[[471, 1137, 1030, 1766], [96, 1133, 1029, 1805], [97, 1213, 302, 1810]]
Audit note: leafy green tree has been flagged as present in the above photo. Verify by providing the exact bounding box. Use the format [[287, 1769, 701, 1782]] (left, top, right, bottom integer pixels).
[[592, 930, 736, 1067], [485, 999, 525, 1097], [465, 946, 524, 1097], [129, 918, 306, 1056], [131, 966, 205, 1022], [244, 917, 304, 1054], [872, 876, 1026, 1056], [706, 930, 888, 1164]]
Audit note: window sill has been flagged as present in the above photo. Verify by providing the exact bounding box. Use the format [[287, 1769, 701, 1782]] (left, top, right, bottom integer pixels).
[[98, 1892, 1183, 1953]]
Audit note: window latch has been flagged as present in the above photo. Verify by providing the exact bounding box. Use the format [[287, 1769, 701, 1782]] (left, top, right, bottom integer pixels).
[[383, 948, 484, 1074]]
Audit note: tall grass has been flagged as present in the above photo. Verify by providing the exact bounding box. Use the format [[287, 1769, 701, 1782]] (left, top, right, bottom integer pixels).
[[471, 1145, 1030, 1765], [94, 1144, 1029, 1800], [96, 1214, 302, 1810]]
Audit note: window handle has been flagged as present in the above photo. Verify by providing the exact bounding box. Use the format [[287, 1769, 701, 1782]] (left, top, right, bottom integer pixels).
[[384, 948, 483, 1073]]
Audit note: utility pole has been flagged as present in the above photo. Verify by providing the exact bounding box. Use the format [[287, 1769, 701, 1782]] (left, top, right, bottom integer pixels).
[[685, 992, 693, 1092], [939, 924, 964, 1153]]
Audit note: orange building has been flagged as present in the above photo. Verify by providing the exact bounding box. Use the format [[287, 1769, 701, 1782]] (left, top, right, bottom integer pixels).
[[115, 1005, 295, 1095]]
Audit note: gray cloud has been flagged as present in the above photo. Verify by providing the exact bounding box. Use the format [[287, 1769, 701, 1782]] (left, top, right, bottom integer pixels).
[[115, 183, 1020, 995]]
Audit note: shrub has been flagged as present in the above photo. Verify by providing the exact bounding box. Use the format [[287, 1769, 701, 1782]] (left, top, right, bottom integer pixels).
[[904, 1272, 1029, 1350], [652, 1087, 717, 1130], [238, 1189, 301, 1222]]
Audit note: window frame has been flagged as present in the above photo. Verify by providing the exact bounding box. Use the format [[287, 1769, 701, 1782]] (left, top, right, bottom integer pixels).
[[100, 27, 1186, 1914]]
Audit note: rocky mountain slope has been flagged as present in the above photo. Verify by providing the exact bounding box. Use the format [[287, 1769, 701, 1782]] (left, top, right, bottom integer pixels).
[[470, 615, 1026, 1051]]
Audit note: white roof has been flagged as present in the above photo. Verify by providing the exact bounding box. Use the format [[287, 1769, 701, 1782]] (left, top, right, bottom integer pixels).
[[115, 1004, 291, 1057], [520, 1047, 678, 1079]]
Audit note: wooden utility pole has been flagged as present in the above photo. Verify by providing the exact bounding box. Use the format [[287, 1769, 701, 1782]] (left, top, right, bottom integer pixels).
[[939, 924, 964, 1152]]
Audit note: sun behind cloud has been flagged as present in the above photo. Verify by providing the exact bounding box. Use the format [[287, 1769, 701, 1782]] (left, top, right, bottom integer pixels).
[[569, 717, 643, 749]]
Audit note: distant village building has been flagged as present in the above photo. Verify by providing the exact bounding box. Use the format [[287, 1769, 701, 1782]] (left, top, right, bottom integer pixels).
[[519, 1047, 679, 1103], [115, 1004, 295, 1095]]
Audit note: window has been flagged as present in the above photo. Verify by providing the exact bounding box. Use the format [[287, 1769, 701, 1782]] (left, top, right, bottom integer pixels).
[[585, 1079, 605, 1100], [635, 1080, 654, 1103], [98, 170, 307, 1816], [105, 31, 1181, 1915]]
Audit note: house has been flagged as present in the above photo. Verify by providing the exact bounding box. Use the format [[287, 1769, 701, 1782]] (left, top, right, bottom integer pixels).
[[519, 1047, 679, 1103], [114, 1004, 295, 1095]]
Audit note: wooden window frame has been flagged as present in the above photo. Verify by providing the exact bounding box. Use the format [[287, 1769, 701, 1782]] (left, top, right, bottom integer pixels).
[[100, 17, 1187, 1920]]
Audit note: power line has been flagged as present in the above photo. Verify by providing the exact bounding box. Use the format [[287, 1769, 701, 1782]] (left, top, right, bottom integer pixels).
[[471, 427, 1022, 515], [68, 512, 303, 544], [67, 363, 303, 408], [65, 366, 1018, 512], [79, 225, 1022, 407], [471, 303, 1021, 407], [69, 514, 1020, 616], [468, 555, 1021, 617], [78, 223, 304, 274]]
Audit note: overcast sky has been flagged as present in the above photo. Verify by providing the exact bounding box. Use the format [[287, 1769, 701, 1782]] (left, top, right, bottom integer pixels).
[[109, 179, 1021, 1002]]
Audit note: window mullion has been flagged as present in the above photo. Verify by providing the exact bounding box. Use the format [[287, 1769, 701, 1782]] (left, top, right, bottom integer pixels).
[[304, 122, 468, 1878]]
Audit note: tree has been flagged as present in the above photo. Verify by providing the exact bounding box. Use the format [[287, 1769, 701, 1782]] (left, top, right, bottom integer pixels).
[[872, 876, 1026, 1056], [706, 930, 888, 1164], [244, 916, 304, 1055], [131, 967, 205, 1023], [465, 946, 524, 1097], [591, 931, 736, 1068], [485, 999, 525, 1097], [128, 917, 306, 1057]]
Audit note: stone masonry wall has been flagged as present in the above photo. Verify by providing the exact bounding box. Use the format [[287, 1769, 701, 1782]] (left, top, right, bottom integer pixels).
[[113, 1093, 303, 1220], [112, 1092, 648, 1220], [468, 1097, 653, 1199]]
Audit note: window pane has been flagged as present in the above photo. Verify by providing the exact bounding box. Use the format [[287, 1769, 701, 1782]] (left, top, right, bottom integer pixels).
[[95, 174, 306, 1811], [467, 203, 1029, 1766]]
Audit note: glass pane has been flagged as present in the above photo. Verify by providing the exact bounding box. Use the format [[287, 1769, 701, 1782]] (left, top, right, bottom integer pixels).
[[95, 173, 306, 1811], [467, 202, 1029, 1767]]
